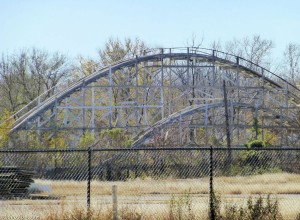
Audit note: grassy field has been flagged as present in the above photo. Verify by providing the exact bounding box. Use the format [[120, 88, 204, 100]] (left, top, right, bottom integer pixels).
[[1, 172, 300, 219]]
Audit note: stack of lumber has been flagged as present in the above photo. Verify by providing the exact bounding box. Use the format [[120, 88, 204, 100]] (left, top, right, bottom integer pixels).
[[0, 167, 34, 198]]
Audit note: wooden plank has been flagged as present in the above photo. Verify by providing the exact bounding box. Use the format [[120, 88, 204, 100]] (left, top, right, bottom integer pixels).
[[0, 173, 16, 177], [0, 167, 34, 198], [17, 170, 35, 175], [0, 167, 20, 172]]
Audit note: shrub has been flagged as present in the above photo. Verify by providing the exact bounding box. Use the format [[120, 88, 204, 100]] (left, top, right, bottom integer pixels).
[[247, 140, 265, 149], [215, 194, 283, 220]]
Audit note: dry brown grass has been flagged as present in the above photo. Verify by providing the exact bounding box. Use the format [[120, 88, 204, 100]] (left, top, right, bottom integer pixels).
[[34, 172, 300, 196], [215, 173, 300, 195], [0, 173, 299, 219]]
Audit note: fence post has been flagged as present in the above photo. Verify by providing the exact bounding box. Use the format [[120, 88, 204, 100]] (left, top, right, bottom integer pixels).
[[223, 80, 232, 166], [112, 185, 118, 220], [209, 146, 215, 220], [87, 147, 91, 210]]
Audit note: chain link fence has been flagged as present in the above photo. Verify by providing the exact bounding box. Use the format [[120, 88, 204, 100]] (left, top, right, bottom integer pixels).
[[0, 147, 299, 219]]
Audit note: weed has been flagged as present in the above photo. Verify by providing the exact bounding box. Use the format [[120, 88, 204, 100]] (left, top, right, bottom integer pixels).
[[215, 194, 283, 220], [168, 189, 195, 220]]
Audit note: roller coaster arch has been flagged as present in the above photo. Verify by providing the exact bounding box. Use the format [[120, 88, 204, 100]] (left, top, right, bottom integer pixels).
[[7, 47, 300, 148]]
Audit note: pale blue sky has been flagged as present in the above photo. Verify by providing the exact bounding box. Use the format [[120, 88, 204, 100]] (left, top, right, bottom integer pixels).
[[1, 0, 300, 59]]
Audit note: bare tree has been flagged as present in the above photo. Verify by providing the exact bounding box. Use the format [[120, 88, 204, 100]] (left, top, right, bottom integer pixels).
[[210, 40, 222, 51], [0, 49, 72, 115], [241, 35, 273, 68], [211, 35, 274, 69], [28, 48, 72, 96], [0, 55, 24, 113], [281, 43, 300, 86], [99, 37, 148, 67], [185, 33, 204, 49], [78, 56, 100, 76]]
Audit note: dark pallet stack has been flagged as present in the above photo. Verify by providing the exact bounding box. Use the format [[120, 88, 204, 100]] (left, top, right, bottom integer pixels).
[[0, 167, 35, 198]]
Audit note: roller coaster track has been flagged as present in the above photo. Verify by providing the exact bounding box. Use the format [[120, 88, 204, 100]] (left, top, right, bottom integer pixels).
[[130, 102, 251, 148], [130, 101, 300, 148], [6, 47, 300, 133]]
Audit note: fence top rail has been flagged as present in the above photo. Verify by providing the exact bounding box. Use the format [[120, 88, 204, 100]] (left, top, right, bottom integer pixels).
[[0, 146, 300, 153]]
